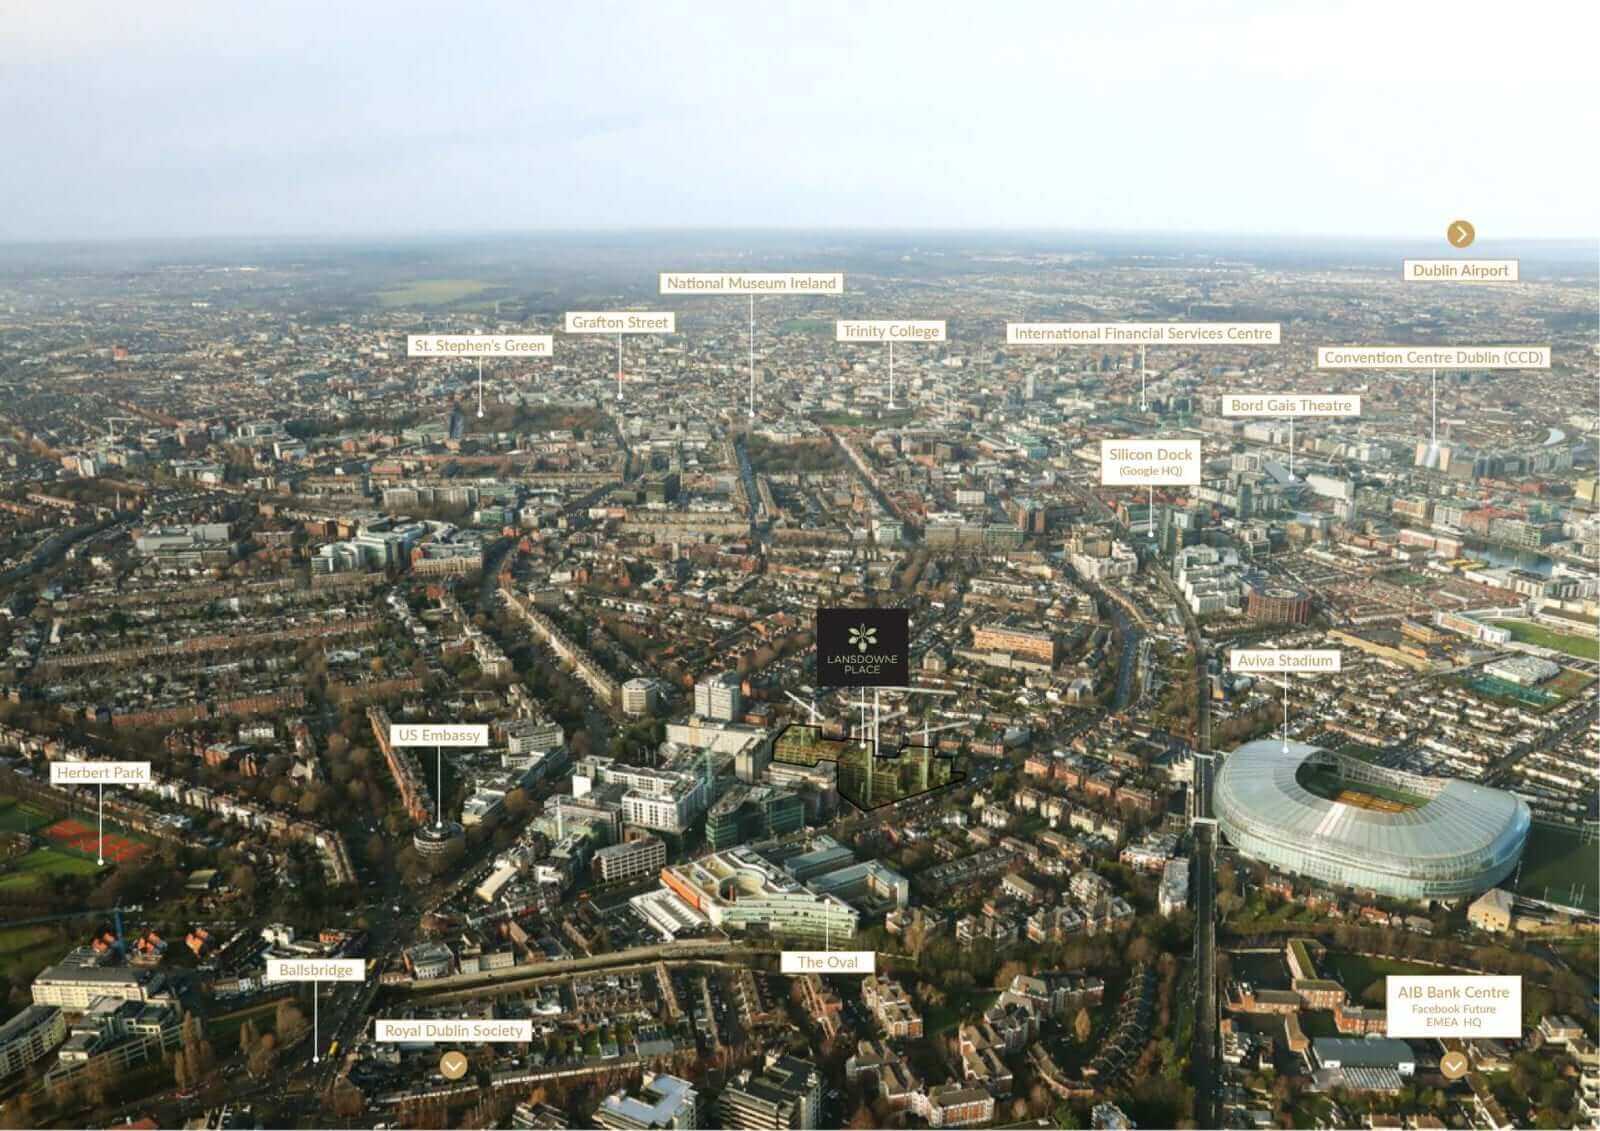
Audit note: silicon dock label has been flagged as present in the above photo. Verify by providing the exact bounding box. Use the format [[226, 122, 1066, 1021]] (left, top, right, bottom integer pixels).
[[1099, 439, 1202, 486]]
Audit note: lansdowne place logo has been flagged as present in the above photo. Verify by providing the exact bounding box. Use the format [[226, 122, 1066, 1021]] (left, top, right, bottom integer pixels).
[[816, 607, 908, 687]]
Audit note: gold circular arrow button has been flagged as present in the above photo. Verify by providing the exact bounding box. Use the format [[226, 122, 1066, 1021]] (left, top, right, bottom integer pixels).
[[1447, 220, 1476, 248]]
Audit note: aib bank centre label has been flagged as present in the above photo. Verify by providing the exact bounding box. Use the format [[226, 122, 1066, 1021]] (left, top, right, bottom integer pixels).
[[816, 608, 909, 687]]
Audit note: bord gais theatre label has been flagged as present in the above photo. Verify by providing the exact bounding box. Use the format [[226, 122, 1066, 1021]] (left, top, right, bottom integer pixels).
[[816, 608, 908, 687]]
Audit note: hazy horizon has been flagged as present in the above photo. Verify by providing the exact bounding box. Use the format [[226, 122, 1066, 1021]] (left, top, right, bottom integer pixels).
[[4, 0, 1597, 243]]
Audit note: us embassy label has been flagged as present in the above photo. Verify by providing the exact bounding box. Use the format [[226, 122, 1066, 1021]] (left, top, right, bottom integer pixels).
[[816, 608, 909, 687]]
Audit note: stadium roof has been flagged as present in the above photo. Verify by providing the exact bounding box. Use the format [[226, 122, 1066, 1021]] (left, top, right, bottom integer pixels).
[[1214, 740, 1530, 897]]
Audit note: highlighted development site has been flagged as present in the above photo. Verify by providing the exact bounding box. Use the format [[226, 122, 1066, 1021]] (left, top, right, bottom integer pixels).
[[770, 722, 963, 811]]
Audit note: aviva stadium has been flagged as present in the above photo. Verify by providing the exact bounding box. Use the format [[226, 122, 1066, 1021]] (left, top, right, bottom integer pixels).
[[1214, 740, 1530, 901]]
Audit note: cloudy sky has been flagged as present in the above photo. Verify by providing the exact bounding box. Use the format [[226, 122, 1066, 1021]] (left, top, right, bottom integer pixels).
[[3, 0, 1596, 240]]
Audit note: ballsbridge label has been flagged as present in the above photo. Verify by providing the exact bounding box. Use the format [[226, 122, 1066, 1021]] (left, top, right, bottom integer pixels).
[[1100, 439, 1201, 486], [407, 335, 553, 357], [1007, 322, 1279, 345], [563, 312, 675, 333], [50, 761, 151, 785], [1317, 346, 1549, 369], [389, 724, 489, 747], [1228, 649, 1342, 674], [265, 958, 365, 982], [659, 273, 843, 294], [1222, 395, 1360, 417]]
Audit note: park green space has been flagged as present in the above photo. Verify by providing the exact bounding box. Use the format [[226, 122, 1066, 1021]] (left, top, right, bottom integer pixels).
[[0, 846, 100, 893], [814, 409, 916, 428], [0, 925, 65, 977], [925, 989, 998, 1037], [1319, 952, 1439, 999], [0, 794, 53, 833], [375, 278, 496, 307], [206, 998, 286, 1053], [777, 317, 833, 334]]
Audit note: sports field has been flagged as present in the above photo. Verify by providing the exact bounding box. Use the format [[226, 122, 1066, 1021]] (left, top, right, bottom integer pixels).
[[1489, 620, 1600, 662], [1468, 674, 1559, 708], [1333, 788, 1410, 814], [1516, 824, 1599, 914], [0, 794, 55, 834], [42, 817, 150, 863], [0, 845, 101, 893]]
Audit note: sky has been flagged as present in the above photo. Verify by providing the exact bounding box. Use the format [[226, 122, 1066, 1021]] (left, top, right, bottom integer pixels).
[[3, 0, 1597, 242]]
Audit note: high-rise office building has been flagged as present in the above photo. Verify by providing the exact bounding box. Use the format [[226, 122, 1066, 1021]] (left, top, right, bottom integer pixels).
[[694, 672, 743, 722]]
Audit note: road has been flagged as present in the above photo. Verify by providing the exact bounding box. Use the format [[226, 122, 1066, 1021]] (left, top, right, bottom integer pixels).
[[1109, 601, 1143, 712], [1189, 751, 1219, 1128], [1151, 560, 1220, 1130], [1088, 476, 1221, 1129]]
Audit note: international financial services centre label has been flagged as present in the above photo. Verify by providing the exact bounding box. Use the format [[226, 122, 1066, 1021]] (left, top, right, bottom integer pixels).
[[1007, 323, 1280, 345], [659, 273, 844, 295]]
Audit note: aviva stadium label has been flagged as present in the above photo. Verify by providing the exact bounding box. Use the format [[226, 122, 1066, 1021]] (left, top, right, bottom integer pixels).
[[816, 607, 909, 687]]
